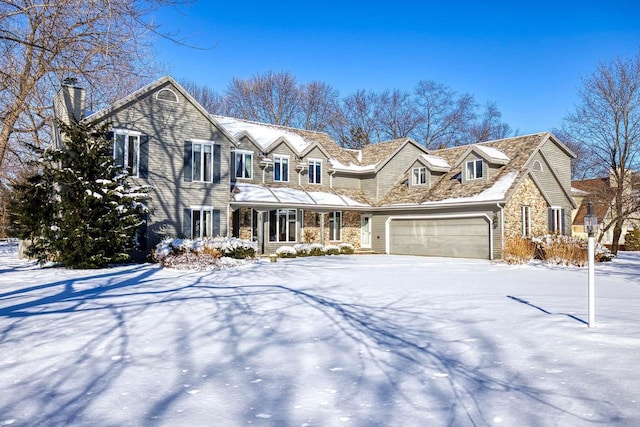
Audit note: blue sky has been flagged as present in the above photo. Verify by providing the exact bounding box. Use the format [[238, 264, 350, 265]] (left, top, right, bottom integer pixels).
[[154, 1, 640, 135]]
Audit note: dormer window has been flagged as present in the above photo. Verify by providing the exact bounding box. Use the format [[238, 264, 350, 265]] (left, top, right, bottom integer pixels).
[[308, 158, 322, 184], [234, 150, 253, 179], [412, 167, 427, 185], [274, 155, 289, 182], [466, 159, 483, 180]]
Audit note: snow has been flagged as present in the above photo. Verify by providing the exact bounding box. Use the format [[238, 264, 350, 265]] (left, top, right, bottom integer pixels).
[[233, 183, 278, 203], [213, 115, 311, 153], [233, 183, 370, 207], [328, 158, 377, 172], [426, 171, 519, 205], [420, 154, 451, 170], [474, 145, 510, 162], [1, 241, 640, 426]]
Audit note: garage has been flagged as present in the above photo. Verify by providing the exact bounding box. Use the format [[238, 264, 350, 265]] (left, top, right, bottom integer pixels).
[[387, 216, 491, 259]]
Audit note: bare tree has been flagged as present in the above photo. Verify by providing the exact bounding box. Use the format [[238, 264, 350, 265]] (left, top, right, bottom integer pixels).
[[468, 101, 512, 143], [374, 89, 422, 141], [179, 79, 227, 114], [298, 81, 341, 133], [551, 127, 598, 180], [565, 53, 640, 254], [413, 80, 476, 149], [225, 71, 300, 126], [337, 90, 380, 149], [0, 0, 192, 176]]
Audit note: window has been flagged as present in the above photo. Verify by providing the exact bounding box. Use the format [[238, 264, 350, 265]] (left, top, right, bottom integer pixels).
[[156, 88, 178, 103], [522, 206, 531, 237], [191, 207, 213, 239], [549, 207, 564, 233], [412, 167, 427, 185], [466, 159, 483, 180], [308, 158, 322, 184], [274, 155, 289, 182], [113, 130, 140, 177], [192, 141, 214, 182], [532, 160, 543, 172], [329, 211, 342, 241], [234, 150, 253, 179], [269, 209, 297, 242]]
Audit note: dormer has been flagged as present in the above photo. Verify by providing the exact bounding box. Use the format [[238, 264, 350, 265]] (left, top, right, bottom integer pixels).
[[408, 154, 451, 188], [455, 144, 509, 184]]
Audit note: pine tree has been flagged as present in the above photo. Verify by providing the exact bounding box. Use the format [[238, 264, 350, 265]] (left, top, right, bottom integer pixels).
[[8, 120, 149, 268]]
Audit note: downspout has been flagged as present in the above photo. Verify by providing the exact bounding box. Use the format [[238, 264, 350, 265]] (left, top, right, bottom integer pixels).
[[226, 204, 231, 237], [497, 202, 504, 260]]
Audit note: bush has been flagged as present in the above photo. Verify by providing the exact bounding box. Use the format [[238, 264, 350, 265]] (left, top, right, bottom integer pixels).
[[325, 245, 340, 255], [624, 226, 640, 251], [154, 237, 257, 262], [309, 243, 326, 256], [531, 234, 613, 266], [293, 243, 311, 257], [504, 235, 536, 264], [276, 246, 297, 258], [338, 243, 355, 254]]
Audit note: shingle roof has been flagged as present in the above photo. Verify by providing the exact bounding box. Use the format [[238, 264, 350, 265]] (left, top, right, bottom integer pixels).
[[571, 178, 614, 225], [377, 133, 551, 206]]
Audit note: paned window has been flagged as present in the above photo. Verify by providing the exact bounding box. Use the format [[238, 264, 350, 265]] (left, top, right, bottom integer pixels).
[[549, 207, 564, 233], [113, 130, 140, 177], [192, 141, 214, 182], [191, 207, 213, 239], [269, 209, 297, 242], [329, 211, 342, 241], [308, 159, 322, 184], [235, 150, 253, 179], [274, 155, 289, 182], [412, 167, 427, 185], [466, 159, 483, 180]]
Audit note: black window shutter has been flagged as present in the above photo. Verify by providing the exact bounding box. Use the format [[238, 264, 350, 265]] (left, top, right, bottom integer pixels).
[[548, 208, 553, 232], [106, 131, 114, 142], [183, 208, 192, 238], [560, 208, 566, 235], [184, 141, 193, 182], [139, 135, 149, 179], [230, 151, 236, 182], [213, 209, 221, 236], [213, 144, 221, 184]]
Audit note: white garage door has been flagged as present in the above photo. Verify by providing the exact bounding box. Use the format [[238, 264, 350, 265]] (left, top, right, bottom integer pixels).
[[389, 217, 491, 259]]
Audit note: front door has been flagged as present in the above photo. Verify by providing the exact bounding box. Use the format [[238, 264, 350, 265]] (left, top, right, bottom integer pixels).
[[360, 214, 372, 248]]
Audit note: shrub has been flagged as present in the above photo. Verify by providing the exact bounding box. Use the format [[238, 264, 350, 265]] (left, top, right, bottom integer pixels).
[[293, 243, 311, 257], [309, 243, 326, 256], [504, 235, 536, 264], [531, 234, 613, 266], [276, 246, 297, 258], [154, 237, 257, 262], [624, 226, 640, 251], [325, 245, 340, 255], [338, 243, 355, 254]]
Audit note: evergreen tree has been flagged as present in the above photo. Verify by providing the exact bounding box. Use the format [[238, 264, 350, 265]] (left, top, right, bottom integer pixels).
[[8, 120, 149, 268]]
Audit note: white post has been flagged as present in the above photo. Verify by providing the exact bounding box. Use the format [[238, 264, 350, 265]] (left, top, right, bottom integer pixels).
[[588, 235, 595, 327]]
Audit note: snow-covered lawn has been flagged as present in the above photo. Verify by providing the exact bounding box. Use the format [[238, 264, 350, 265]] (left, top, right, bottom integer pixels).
[[0, 243, 639, 426]]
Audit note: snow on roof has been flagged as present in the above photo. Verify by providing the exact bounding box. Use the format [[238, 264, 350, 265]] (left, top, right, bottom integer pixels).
[[419, 154, 450, 171], [328, 158, 377, 172], [213, 116, 310, 152], [232, 184, 370, 207], [474, 145, 510, 163], [422, 171, 519, 205]]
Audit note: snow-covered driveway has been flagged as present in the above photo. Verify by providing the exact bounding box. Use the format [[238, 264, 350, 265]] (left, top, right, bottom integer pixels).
[[0, 247, 639, 426]]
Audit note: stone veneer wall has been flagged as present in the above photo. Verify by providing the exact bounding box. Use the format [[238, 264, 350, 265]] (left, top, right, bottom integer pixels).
[[504, 175, 548, 237]]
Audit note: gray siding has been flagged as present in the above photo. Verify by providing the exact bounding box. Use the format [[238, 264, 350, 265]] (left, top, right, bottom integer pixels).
[[332, 173, 362, 189], [98, 81, 233, 247], [265, 141, 297, 185], [375, 143, 426, 201], [301, 147, 330, 186]]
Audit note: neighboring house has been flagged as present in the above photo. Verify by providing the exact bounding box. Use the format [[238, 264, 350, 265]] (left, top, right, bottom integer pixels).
[[54, 76, 576, 260], [572, 175, 640, 246]]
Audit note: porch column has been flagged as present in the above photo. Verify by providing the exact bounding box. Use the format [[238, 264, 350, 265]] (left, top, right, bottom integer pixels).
[[255, 210, 268, 255], [319, 212, 326, 246]]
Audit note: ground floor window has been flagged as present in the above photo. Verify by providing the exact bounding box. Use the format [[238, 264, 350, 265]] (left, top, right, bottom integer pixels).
[[521, 205, 531, 237], [549, 206, 564, 234], [269, 209, 297, 242], [329, 211, 342, 241], [191, 207, 213, 239]]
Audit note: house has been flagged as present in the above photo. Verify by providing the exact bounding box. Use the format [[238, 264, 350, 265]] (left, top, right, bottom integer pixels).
[[53, 76, 576, 260], [572, 173, 640, 246]]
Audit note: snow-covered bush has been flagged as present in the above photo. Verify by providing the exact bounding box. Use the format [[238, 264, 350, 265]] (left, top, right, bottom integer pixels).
[[154, 237, 257, 264], [325, 245, 340, 255], [293, 243, 311, 257], [276, 245, 297, 258], [309, 243, 326, 256], [504, 236, 536, 264], [338, 243, 355, 254], [531, 234, 613, 266]]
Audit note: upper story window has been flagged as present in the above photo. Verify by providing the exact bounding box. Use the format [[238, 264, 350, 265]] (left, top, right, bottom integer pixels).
[[466, 159, 483, 180], [412, 167, 427, 185], [113, 130, 140, 177], [156, 88, 178, 103], [274, 155, 289, 182], [234, 150, 253, 179], [532, 160, 543, 172], [308, 158, 322, 184], [192, 141, 214, 182]]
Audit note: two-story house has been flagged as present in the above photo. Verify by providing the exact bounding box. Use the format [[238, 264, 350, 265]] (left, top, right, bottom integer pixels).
[[54, 76, 576, 260]]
